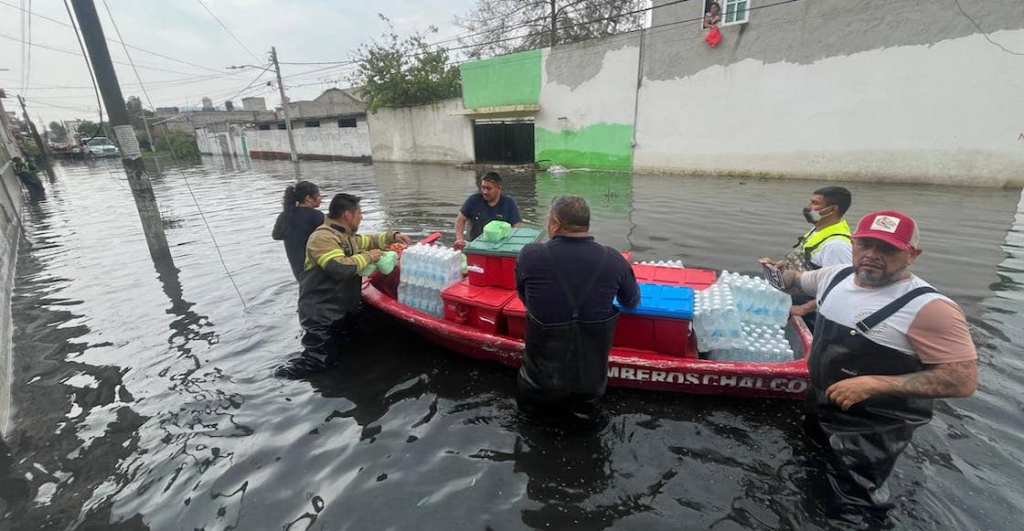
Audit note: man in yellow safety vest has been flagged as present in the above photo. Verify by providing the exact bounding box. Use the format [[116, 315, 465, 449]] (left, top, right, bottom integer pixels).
[[761, 186, 853, 326]]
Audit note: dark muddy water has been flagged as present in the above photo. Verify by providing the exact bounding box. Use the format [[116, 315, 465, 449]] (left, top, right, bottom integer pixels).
[[1, 157, 1021, 530]]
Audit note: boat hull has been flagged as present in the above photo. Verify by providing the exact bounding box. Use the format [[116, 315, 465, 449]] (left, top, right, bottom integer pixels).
[[362, 280, 813, 399]]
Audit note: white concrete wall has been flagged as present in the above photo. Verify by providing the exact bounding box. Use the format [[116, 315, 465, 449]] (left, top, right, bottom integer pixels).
[[0, 155, 22, 436], [537, 35, 640, 136], [367, 98, 474, 164], [634, 29, 1024, 186], [195, 127, 248, 157], [247, 119, 371, 160]]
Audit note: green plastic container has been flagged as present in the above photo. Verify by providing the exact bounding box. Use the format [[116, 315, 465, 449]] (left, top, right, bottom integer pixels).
[[466, 227, 542, 257]]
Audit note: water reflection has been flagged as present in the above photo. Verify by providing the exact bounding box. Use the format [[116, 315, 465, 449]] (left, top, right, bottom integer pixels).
[[1, 159, 1021, 530]]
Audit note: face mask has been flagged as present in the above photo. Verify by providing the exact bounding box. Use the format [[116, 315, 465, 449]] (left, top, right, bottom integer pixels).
[[802, 206, 829, 224]]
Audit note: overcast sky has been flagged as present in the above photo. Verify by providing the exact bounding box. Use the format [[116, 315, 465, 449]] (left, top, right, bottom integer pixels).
[[0, 0, 476, 126]]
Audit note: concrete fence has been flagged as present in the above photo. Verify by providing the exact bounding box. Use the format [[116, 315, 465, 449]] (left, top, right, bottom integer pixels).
[[367, 98, 475, 164], [0, 155, 23, 436]]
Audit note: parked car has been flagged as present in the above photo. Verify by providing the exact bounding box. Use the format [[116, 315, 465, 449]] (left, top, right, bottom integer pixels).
[[82, 137, 120, 158]]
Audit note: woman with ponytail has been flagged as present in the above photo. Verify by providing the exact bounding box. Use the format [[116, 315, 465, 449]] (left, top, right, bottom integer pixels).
[[272, 181, 324, 279]]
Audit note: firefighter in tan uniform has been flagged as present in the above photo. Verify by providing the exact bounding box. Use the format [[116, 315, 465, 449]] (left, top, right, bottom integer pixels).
[[275, 193, 411, 379]]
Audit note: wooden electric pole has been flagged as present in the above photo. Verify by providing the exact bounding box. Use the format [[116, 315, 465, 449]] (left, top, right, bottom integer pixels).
[[270, 46, 298, 163], [70, 0, 174, 267], [16, 95, 51, 169]]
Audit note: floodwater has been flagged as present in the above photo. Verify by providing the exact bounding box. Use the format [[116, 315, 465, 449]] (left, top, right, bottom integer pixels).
[[1, 156, 1021, 530]]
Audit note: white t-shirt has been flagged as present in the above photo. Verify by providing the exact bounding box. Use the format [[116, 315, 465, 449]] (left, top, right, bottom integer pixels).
[[802, 266, 950, 356], [809, 238, 853, 268]]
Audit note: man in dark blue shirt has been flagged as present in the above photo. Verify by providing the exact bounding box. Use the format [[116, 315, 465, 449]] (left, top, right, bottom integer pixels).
[[454, 172, 522, 249], [516, 196, 640, 419]]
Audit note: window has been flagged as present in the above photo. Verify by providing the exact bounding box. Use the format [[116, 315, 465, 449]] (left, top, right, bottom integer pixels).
[[722, 0, 749, 25], [304, 120, 320, 128], [276, 122, 286, 130], [258, 124, 271, 131], [338, 118, 357, 128]]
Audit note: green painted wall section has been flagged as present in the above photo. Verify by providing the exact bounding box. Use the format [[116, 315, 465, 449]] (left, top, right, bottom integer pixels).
[[535, 123, 634, 170], [460, 50, 542, 109]]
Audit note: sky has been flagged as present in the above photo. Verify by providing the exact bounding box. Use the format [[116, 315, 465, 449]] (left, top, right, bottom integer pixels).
[[0, 0, 477, 126]]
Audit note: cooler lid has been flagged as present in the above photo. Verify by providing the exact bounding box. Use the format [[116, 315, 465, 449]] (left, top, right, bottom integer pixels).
[[465, 227, 542, 257], [503, 295, 527, 316], [615, 283, 694, 320], [441, 281, 515, 309], [632, 264, 717, 291]]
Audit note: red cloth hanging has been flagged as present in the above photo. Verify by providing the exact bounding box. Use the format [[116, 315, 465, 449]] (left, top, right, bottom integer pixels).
[[705, 26, 723, 48]]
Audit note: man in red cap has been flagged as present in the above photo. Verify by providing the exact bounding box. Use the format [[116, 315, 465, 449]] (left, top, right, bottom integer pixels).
[[780, 210, 977, 513]]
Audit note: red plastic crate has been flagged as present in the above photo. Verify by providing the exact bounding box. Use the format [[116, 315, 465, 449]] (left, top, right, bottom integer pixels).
[[631, 265, 717, 291], [503, 295, 527, 339], [467, 254, 518, 290], [613, 314, 697, 358], [441, 281, 514, 335]]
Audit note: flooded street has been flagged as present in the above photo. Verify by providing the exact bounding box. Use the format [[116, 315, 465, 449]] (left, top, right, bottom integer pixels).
[[1, 157, 1022, 530]]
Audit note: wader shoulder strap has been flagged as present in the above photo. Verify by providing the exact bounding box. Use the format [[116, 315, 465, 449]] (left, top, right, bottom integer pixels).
[[542, 244, 610, 319], [818, 266, 855, 305], [855, 286, 938, 333]]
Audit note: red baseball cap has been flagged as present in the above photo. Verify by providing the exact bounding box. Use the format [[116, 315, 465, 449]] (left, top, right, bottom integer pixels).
[[853, 210, 920, 251]]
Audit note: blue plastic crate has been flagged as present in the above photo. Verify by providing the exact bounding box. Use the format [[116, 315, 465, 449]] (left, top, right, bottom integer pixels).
[[615, 283, 694, 320]]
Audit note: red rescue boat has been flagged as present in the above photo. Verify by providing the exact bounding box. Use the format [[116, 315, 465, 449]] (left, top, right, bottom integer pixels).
[[362, 251, 812, 400]]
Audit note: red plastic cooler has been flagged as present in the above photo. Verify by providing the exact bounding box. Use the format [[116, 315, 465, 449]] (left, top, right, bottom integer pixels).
[[465, 228, 542, 290], [631, 264, 717, 290], [503, 295, 528, 339], [441, 281, 514, 335], [613, 284, 697, 358]]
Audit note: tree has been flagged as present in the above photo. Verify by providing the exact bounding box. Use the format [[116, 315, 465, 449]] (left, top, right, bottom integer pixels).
[[352, 16, 462, 112], [454, 0, 649, 58], [48, 121, 68, 143]]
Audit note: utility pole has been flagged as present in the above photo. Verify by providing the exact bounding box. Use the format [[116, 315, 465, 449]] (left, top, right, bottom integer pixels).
[[70, 0, 174, 267], [17, 95, 51, 168], [549, 0, 558, 47], [270, 46, 298, 163]]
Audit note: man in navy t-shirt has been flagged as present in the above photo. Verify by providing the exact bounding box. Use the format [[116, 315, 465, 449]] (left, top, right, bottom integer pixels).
[[454, 172, 522, 249]]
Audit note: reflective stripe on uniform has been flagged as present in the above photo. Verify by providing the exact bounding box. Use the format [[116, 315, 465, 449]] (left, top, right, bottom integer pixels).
[[317, 249, 346, 269], [352, 254, 368, 270]]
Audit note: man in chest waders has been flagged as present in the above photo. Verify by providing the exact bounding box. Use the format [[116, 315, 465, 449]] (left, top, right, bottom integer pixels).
[[515, 196, 641, 422], [780, 211, 977, 514]]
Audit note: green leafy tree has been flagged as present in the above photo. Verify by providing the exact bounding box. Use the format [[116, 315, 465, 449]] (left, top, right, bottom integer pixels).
[[353, 16, 461, 111], [48, 121, 68, 143]]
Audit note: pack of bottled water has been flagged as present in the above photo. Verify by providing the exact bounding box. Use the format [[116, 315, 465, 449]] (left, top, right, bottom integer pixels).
[[397, 244, 464, 318], [636, 259, 685, 268], [717, 271, 791, 326], [706, 323, 795, 362], [693, 271, 795, 363]]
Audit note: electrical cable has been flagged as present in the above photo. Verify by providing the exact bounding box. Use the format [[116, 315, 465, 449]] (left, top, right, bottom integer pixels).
[[195, 0, 261, 62], [62, 0, 105, 143], [952, 0, 1024, 56], [0, 0, 233, 75]]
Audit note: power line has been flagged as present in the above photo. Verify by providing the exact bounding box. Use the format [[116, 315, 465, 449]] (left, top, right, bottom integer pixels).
[[0, 31, 235, 77], [25, 0, 32, 96], [952, 0, 1024, 56], [194, 0, 261, 62], [221, 65, 272, 103], [62, 0, 104, 129], [0, 0, 231, 75]]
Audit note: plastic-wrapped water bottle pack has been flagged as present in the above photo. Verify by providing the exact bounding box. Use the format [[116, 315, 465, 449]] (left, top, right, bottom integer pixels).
[[693, 271, 795, 363], [398, 244, 464, 318], [636, 259, 685, 268]]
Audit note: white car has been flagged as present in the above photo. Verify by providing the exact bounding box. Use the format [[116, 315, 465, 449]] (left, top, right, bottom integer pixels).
[[83, 137, 120, 158]]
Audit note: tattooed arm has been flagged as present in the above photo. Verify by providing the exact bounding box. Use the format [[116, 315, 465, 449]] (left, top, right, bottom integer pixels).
[[826, 361, 977, 410]]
